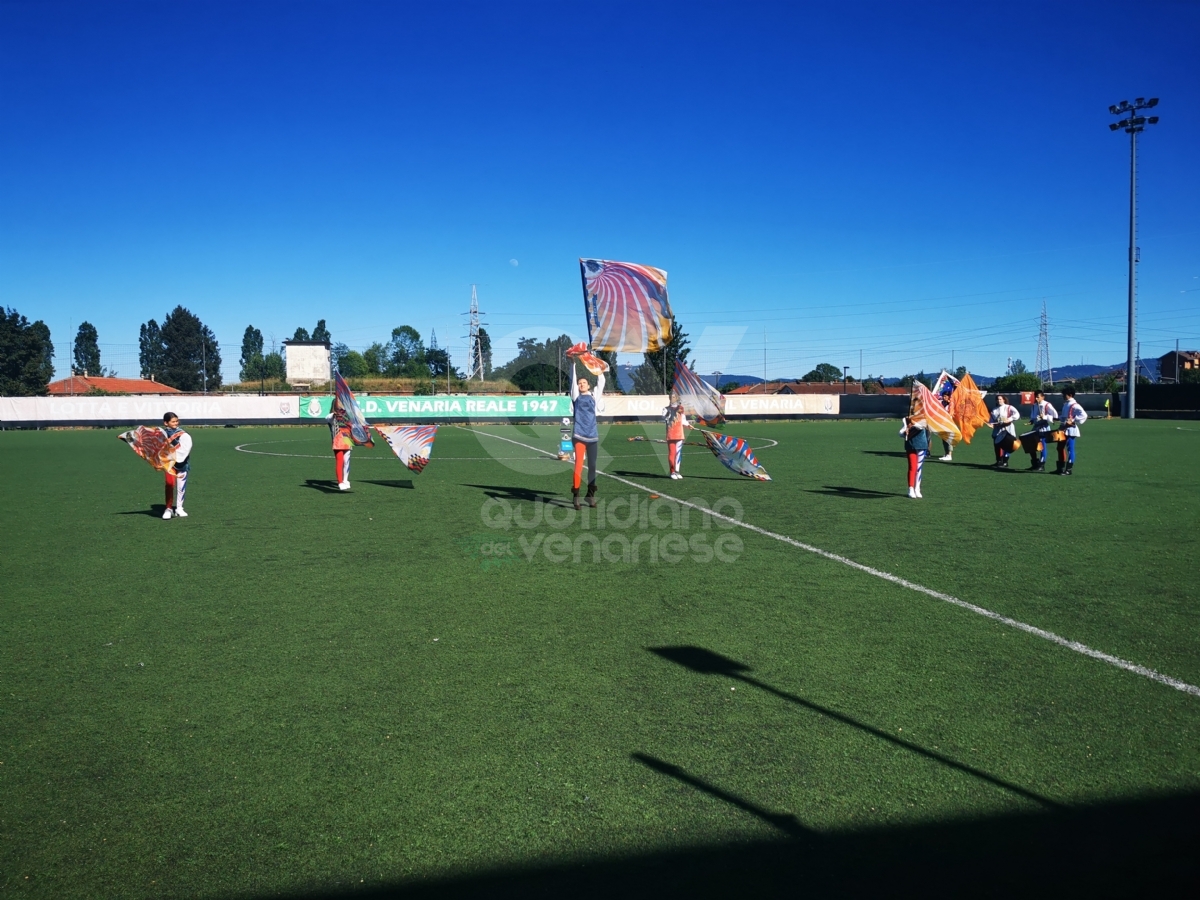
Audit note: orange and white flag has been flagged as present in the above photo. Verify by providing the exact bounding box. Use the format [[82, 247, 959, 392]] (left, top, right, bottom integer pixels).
[[910, 382, 962, 446], [949, 373, 990, 444]]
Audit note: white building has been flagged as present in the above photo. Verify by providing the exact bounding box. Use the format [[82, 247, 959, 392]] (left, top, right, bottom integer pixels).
[[282, 340, 331, 386]]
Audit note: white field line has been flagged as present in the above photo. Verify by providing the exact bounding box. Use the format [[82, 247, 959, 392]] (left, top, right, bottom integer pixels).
[[234, 440, 557, 461], [464, 426, 1200, 698]]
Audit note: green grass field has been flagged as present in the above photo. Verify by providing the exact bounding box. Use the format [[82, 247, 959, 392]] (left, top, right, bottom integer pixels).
[[2, 418, 1198, 898]]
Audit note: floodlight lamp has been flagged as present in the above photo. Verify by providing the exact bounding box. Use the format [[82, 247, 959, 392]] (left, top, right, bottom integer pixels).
[[1148, 98, 1159, 107], [1132, 116, 1146, 125], [1109, 104, 1118, 114], [1109, 122, 1121, 131], [1135, 97, 1145, 105], [1148, 116, 1159, 124]]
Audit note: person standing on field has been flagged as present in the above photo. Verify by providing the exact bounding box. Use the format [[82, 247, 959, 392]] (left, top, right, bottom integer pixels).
[[1028, 389, 1058, 472], [1056, 387, 1088, 475], [900, 416, 929, 499], [990, 394, 1020, 468], [663, 391, 689, 480], [569, 362, 604, 509], [327, 397, 354, 490], [160, 412, 192, 519]]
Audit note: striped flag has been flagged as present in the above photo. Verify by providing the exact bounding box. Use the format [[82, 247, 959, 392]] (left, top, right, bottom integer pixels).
[[910, 382, 962, 446], [579, 259, 672, 353]]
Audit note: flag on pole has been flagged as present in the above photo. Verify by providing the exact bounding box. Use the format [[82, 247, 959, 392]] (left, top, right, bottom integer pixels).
[[579, 258, 672, 353], [565, 341, 610, 376], [374, 425, 438, 473], [910, 382, 961, 446], [700, 429, 771, 481], [117, 426, 177, 473], [672, 362, 725, 426], [948, 373, 990, 444], [334, 371, 374, 447]]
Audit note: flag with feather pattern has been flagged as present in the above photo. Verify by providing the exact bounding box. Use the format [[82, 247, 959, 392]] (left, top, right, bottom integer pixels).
[[374, 425, 438, 473], [579, 259, 672, 353]]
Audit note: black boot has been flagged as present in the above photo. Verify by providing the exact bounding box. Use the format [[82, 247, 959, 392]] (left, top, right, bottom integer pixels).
[[1054, 460, 1065, 475], [1064, 463, 1073, 476], [572, 488, 581, 510], [585, 483, 597, 508]]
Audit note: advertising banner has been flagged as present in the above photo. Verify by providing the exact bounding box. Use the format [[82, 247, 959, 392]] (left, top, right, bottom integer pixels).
[[0, 395, 300, 424], [298, 394, 573, 419], [725, 394, 840, 416]]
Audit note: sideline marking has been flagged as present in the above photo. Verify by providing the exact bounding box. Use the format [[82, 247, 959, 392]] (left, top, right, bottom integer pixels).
[[464, 426, 1200, 698]]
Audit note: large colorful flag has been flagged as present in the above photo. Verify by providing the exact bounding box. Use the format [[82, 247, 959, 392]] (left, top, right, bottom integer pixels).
[[579, 259, 672, 353], [910, 382, 962, 446], [700, 430, 771, 481], [672, 362, 725, 426], [565, 341, 610, 376], [948, 372, 990, 444], [334, 371, 374, 447], [374, 425, 438, 473], [117, 426, 177, 473]]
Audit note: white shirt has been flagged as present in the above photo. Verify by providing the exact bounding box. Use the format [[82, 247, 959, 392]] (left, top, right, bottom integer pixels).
[[1030, 400, 1058, 432], [990, 404, 1019, 442], [1060, 398, 1088, 437]]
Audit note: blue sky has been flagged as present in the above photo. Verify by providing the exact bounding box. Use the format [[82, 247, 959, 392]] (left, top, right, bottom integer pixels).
[[2, 0, 1198, 383]]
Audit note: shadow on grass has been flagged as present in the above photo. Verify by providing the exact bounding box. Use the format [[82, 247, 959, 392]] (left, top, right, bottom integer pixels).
[[647, 646, 1059, 809], [361, 479, 414, 489], [610, 470, 730, 482], [806, 485, 896, 499], [115, 506, 167, 517], [273, 789, 1200, 898], [302, 479, 344, 493], [631, 752, 808, 837], [462, 484, 572, 506], [861, 450, 906, 457]]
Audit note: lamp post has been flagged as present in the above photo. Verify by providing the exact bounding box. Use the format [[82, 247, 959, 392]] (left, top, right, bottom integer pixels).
[[1109, 97, 1159, 419], [843, 365, 850, 393]]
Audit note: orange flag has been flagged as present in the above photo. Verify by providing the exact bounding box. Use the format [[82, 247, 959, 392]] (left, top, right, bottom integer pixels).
[[910, 382, 961, 446], [948, 373, 990, 444]]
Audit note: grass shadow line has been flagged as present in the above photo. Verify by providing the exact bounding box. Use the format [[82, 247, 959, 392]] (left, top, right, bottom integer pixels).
[[302, 479, 344, 494], [806, 485, 896, 499]]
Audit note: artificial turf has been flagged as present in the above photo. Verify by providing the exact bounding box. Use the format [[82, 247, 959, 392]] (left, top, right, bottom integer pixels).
[[1, 418, 1197, 897]]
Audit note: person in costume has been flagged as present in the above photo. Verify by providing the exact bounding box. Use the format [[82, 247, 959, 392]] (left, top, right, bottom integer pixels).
[[989, 394, 1020, 468], [936, 376, 956, 461], [569, 362, 604, 509], [1028, 389, 1058, 472], [327, 397, 354, 490], [161, 412, 192, 519], [663, 391, 689, 480], [1055, 387, 1087, 475], [900, 416, 929, 499]]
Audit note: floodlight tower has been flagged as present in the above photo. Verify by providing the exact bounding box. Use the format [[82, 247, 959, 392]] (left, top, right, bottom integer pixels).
[[1109, 97, 1160, 418]]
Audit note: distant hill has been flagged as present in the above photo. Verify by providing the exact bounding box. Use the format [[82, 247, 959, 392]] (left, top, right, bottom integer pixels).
[[613, 365, 763, 392]]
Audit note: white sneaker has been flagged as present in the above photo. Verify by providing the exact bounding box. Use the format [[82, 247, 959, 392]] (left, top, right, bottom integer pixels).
[[670, 472, 682, 480], [939, 454, 953, 462], [915, 488, 923, 498], [174, 508, 188, 518], [338, 481, 351, 491], [907, 487, 916, 499], [162, 508, 173, 519]]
